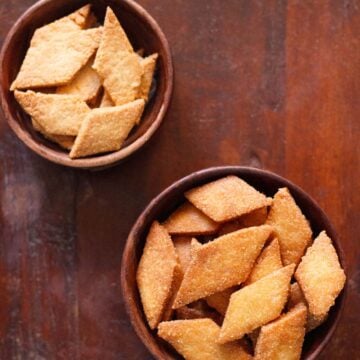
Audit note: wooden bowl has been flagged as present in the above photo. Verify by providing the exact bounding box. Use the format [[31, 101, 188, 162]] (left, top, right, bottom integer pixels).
[[0, 0, 173, 170], [121, 166, 347, 360]]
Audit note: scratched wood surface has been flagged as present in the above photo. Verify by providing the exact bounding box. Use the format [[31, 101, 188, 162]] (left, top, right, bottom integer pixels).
[[0, 0, 359, 359]]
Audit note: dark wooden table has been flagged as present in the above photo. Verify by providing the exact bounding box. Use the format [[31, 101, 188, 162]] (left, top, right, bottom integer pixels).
[[0, 0, 359, 359]]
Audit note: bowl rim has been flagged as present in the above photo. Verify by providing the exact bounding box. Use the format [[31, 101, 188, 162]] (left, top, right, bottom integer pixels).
[[0, 0, 174, 169], [121, 165, 347, 360]]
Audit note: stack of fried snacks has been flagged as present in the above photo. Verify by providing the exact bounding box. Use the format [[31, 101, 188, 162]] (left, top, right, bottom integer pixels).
[[136, 176, 346, 360], [11, 5, 158, 158]]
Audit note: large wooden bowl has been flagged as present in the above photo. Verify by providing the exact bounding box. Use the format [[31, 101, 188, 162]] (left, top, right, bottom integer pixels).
[[0, 0, 173, 170], [121, 166, 347, 360]]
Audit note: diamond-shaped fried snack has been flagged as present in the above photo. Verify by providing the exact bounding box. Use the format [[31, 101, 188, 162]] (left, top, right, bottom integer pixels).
[[69, 99, 144, 158], [136, 221, 179, 329], [205, 287, 238, 315], [163, 202, 220, 236], [11, 27, 102, 90], [173, 225, 272, 308], [219, 264, 295, 343], [32, 119, 75, 150], [93, 8, 142, 105], [99, 90, 114, 107], [139, 53, 158, 102], [295, 231, 345, 318], [185, 176, 272, 222], [218, 207, 268, 236], [287, 282, 327, 332], [254, 303, 307, 360], [15, 90, 90, 136], [158, 319, 252, 360], [244, 238, 282, 285], [56, 57, 101, 103], [266, 188, 312, 266], [173, 236, 193, 273]]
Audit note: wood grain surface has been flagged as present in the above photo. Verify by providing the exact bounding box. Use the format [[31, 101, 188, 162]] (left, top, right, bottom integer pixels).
[[0, 0, 359, 359]]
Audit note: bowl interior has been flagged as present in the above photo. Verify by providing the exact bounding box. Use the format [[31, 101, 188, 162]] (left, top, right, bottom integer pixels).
[[122, 166, 346, 360], [0, 0, 171, 168]]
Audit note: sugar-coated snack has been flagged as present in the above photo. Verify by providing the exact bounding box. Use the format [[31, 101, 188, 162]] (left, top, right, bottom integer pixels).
[[15, 90, 90, 136], [288, 282, 328, 332], [173, 225, 272, 308], [158, 319, 252, 360], [266, 188, 312, 266], [205, 287, 238, 316], [185, 176, 272, 222], [136, 221, 179, 329], [219, 264, 295, 343], [295, 231, 346, 318], [163, 202, 220, 236], [254, 303, 307, 360], [244, 238, 283, 285], [69, 99, 144, 158], [139, 53, 159, 102]]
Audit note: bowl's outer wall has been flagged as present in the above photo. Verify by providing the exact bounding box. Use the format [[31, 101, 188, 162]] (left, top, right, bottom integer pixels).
[[121, 166, 346, 360]]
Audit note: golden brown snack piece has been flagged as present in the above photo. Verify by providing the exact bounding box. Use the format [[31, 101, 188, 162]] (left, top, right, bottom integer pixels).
[[11, 26, 102, 90], [219, 264, 295, 343], [254, 303, 307, 360], [93, 8, 142, 105], [244, 238, 283, 285], [31, 119, 75, 150], [163, 202, 220, 236], [185, 176, 272, 222], [136, 221, 179, 329], [205, 287, 237, 315], [217, 207, 268, 236], [173, 225, 272, 308], [287, 282, 328, 332], [15, 90, 90, 136], [295, 231, 346, 318], [47, 4, 94, 31], [158, 319, 252, 360], [99, 89, 115, 107], [56, 57, 101, 104], [69, 99, 145, 158], [173, 236, 193, 273], [139, 53, 158, 102], [266, 188, 312, 266]]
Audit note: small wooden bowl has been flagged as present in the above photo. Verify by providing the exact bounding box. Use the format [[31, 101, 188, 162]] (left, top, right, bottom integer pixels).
[[0, 0, 173, 170], [121, 166, 347, 360]]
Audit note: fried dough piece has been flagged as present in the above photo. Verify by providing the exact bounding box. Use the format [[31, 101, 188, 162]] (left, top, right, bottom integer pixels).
[[69, 99, 144, 158], [56, 57, 101, 103], [158, 319, 252, 360], [99, 89, 114, 107], [163, 202, 220, 236], [205, 287, 238, 315], [32, 119, 75, 150], [93, 8, 142, 105], [11, 27, 102, 90], [218, 207, 268, 236], [185, 176, 272, 222], [295, 231, 345, 318], [136, 221, 179, 329], [266, 188, 312, 266], [219, 264, 295, 343], [244, 238, 283, 285], [173, 236, 193, 273], [15, 90, 90, 136], [139, 53, 158, 102], [287, 282, 327, 332], [254, 303, 307, 360], [173, 225, 272, 308]]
